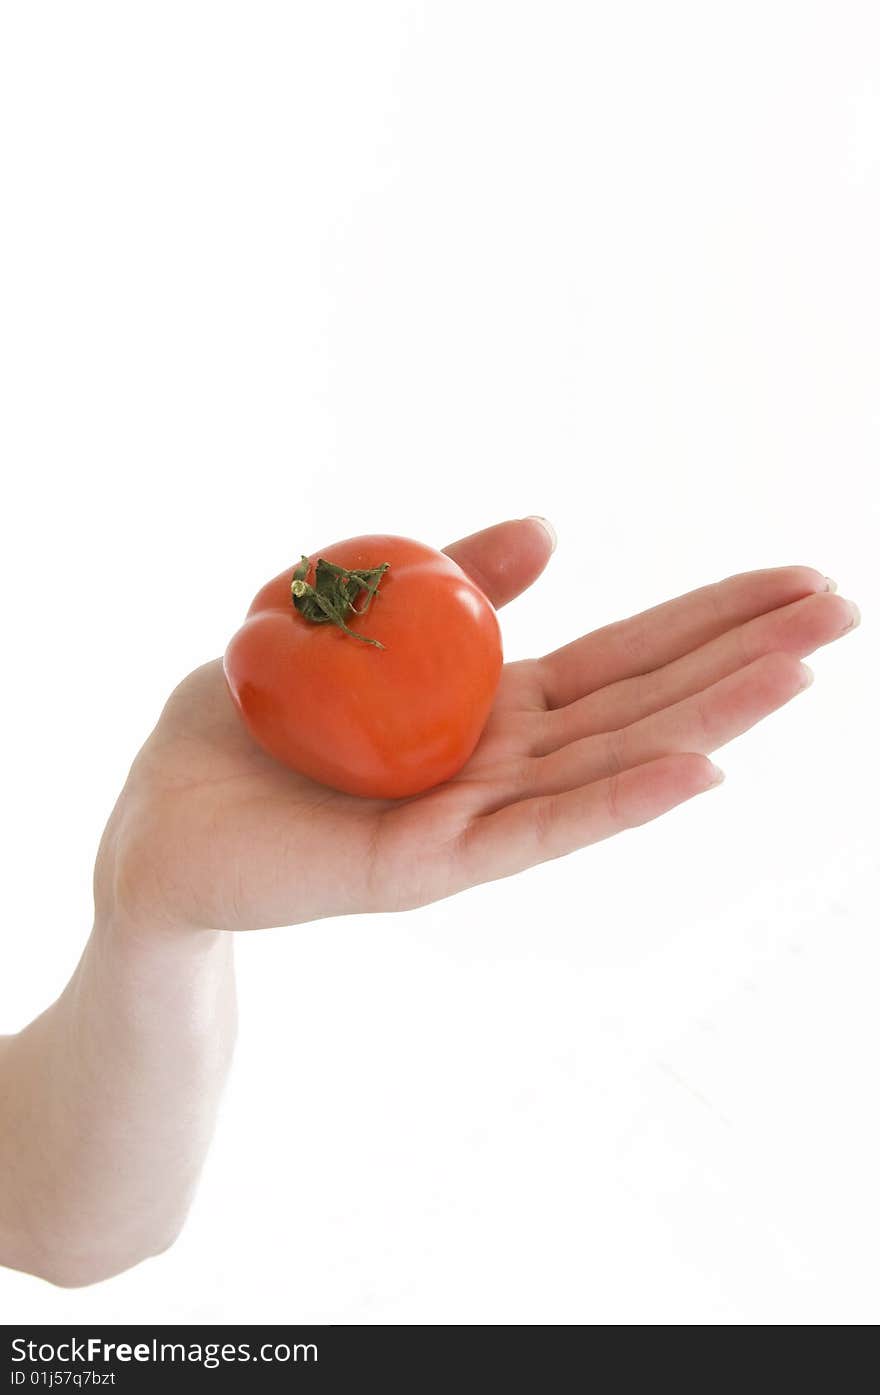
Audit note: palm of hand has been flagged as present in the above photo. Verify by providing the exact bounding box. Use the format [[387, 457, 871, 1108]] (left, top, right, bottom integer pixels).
[[103, 654, 547, 931], [98, 525, 851, 934]]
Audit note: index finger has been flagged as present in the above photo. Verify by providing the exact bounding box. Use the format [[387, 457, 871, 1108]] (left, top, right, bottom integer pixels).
[[539, 565, 831, 709]]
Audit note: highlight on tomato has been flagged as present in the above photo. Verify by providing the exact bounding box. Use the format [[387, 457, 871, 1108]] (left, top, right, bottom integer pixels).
[[223, 535, 504, 798]]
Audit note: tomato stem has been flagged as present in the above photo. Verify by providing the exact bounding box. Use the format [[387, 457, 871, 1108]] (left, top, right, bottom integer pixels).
[[290, 556, 390, 647]]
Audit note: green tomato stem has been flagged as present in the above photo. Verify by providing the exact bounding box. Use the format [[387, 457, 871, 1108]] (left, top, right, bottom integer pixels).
[[290, 555, 390, 647]]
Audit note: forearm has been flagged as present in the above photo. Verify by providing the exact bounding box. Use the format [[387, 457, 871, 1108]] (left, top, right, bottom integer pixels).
[[0, 913, 236, 1287]]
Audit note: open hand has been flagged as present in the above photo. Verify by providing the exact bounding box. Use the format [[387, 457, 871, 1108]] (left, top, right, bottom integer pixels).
[[97, 520, 858, 933]]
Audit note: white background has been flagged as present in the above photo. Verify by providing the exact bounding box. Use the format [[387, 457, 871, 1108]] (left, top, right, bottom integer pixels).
[[1, 1, 877, 1325]]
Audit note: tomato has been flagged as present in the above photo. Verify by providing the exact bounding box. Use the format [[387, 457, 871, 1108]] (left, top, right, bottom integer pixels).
[[223, 535, 503, 798]]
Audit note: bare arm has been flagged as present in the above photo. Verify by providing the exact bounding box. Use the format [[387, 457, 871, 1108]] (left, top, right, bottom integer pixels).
[[0, 914, 234, 1287], [0, 521, 857, 1286], [0, 519, 553, 1288]]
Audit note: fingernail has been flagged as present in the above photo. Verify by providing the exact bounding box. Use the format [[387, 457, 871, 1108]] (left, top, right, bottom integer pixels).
[[799, 663, 815, 689], [824, 577, 837, 592], [527, 516, 557, 553], [707, 762, 726, 787], [843, 599, 861, 630]]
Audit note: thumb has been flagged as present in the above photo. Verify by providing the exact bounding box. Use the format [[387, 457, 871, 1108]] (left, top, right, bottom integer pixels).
[[442, 516, 556, 609]]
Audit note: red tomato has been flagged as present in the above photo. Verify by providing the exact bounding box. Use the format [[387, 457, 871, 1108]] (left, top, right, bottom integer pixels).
[[223, 535, 503, 798]]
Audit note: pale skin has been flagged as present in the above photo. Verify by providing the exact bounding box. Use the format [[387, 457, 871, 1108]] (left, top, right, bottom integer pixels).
[[0, 518, 859, 1286]]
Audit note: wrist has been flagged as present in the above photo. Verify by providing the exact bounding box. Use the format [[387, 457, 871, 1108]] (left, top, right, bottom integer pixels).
[[92, 903, 228, 962], [93, 792, 226, 951]]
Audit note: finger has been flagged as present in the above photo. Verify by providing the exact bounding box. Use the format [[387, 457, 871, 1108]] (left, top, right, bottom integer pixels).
[[452, 752, 722, 888], [443, 516, 556, 609], [539, 565, 829, 709], [537, 589, 857, 754], [531, 652, 810, 798]]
